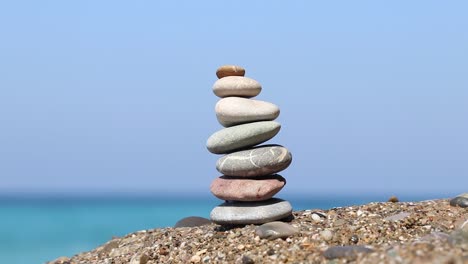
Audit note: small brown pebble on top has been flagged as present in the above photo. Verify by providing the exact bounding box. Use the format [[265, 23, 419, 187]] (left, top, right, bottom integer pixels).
[[388, 195, 399, 203], [216, 65, 245, 79]]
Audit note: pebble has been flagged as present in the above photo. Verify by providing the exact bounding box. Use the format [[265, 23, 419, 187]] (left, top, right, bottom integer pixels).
[[240, 255, 254, 264], [384, 212, 411, 221], [47, 257, 71, 264], [320, 229, 334, 241], [217, 252, 225, 259], [129, 253, 149, 264], [449, 193, 468, 208], [99, 240, 119, 254], [216, 145, 292, 177], [210, 198, 293, 225], [461, 219, 468, 232], [419, 232, 452, 242], [255, 221, 298, 240], [190, 255, 201, 263], [216, 65, 245, 79], [215, 97, 280, 127], [388, 195, 399, 202], [206, 121, 281, 154], [213, 76, 261, 98], [323, 245, 374, 260], [333, 219, 346, 227], [174, 216, 212, 228], [210, 175, 286, 201], [311, 213, 322, 222]]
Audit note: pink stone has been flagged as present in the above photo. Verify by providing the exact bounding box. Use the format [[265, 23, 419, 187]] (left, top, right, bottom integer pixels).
[[210, 175, 286, 202]]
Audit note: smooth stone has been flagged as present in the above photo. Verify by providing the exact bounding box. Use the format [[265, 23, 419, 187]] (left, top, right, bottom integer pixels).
[[311, 213, 322, 222], [216, 145, 292, 177], [240, 255, 254, 264], [323, 246, 374, 260], [450, 193, 468, 208], [449, 219, 468, 247], [387, 195, 399, 203], [210, 198, 293, 225], [174, 216, 212, 228], [216, 65, 245, 79], [212, 76, 261, 98], [384, 212, 411, 221], [215, 97, 280, 127], [460, 219, 468, 232], [210, 175, 286, 201], [206, 121, 281, 154], [47, 256, 71, 264], [419, 232, 453, 242], [255, 221, 298, 240], [129, 253, 149, 264], [320, 229, 334, 241]]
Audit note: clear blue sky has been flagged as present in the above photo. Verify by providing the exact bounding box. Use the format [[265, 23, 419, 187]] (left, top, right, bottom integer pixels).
[[0, 1, 466, 197]]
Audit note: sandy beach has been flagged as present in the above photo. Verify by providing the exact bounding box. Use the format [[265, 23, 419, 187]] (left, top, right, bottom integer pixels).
[[49, 198, 467, 264]]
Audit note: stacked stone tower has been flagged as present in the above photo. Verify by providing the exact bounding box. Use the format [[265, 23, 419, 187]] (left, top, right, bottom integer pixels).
[[207, 65, 293, 225]]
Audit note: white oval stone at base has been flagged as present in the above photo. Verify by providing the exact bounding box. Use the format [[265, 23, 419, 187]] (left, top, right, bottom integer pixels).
[[210, 198, 293, 225]]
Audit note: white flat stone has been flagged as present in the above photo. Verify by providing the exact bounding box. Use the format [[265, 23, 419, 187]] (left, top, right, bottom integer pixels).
[[212, 76, 261, 98], [215, 97, 280, 127]]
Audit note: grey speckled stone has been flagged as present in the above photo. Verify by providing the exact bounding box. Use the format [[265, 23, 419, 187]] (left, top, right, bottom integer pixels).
[[215, 97, 280, 127], [206, 121, 281, 154], [210, 198, 292, 225], [174, 216, 211, 228], [450, 193, 468, 208], [323, 246, 374, 260], [210, 175, 286, 202], [255, 221, 298, 240], [216, 145, 292, 177], [212, 76, 261, 98]]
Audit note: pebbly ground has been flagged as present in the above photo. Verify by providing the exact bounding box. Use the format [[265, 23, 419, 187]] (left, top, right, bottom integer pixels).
[[50, 199, 467, 264]]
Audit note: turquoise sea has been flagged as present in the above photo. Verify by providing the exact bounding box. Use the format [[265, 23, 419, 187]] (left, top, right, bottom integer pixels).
[[0, 193, 444, 264]]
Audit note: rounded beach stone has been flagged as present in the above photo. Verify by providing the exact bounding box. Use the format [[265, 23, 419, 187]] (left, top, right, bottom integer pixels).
[[450, 193, 468, 208], [210, 198, 293, 225], [174, 216, 212, 228], [212, 76, 261, 98], [210, 175, 286, 201], [216, 145, 292, 177], [216, 65, 245, 79], [255, 221, 298, 240], [206, 121, 281, 154], [215, 97, 280, 127], [323, 246, 374, 260]]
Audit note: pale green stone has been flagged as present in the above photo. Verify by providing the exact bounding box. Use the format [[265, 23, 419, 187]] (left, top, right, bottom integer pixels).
[[206, 121, 280, 154]]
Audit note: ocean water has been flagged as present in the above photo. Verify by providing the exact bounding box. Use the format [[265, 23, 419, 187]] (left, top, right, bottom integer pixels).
[[0, 194, 442, 264]]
